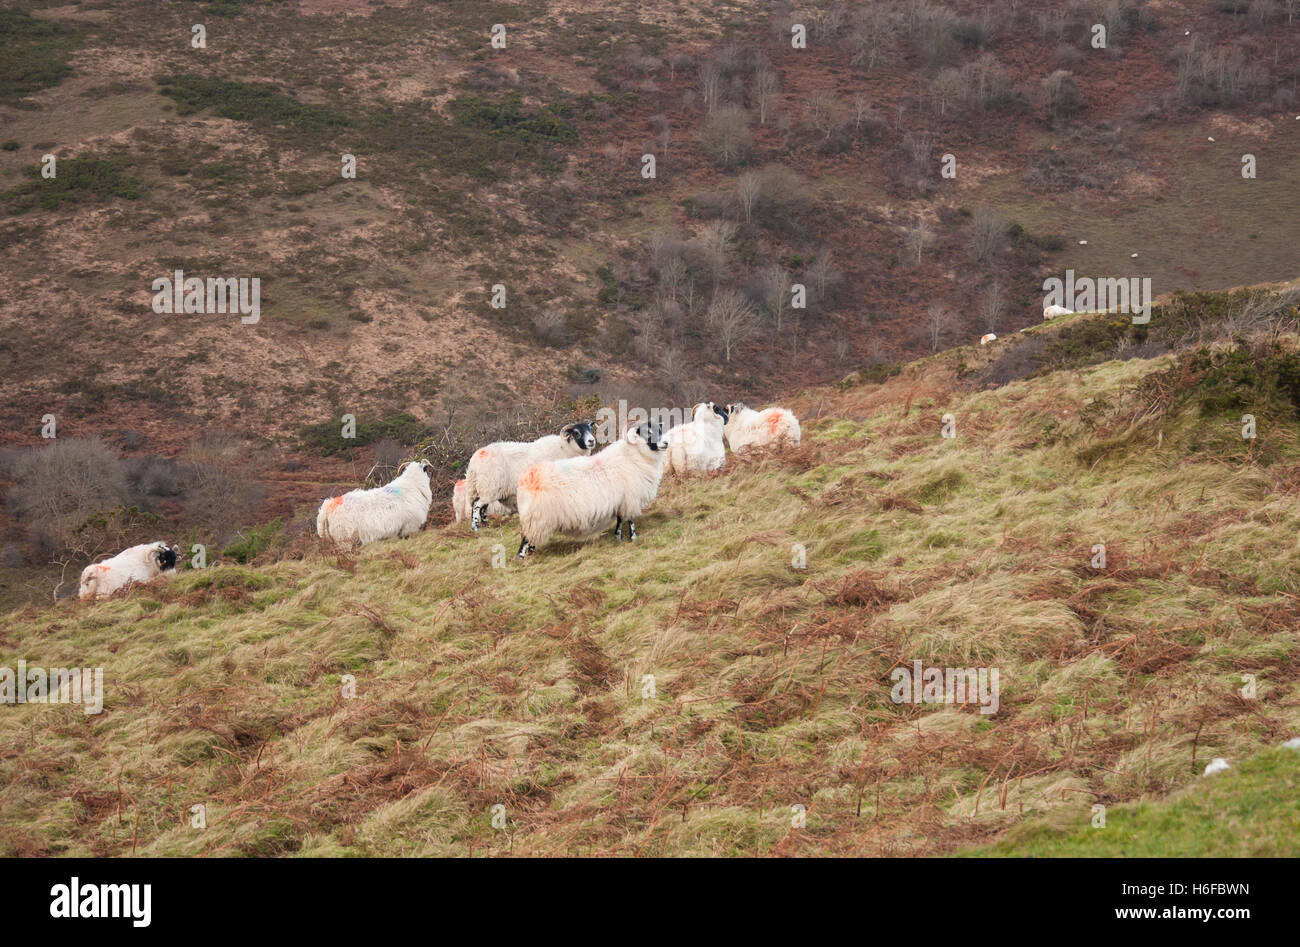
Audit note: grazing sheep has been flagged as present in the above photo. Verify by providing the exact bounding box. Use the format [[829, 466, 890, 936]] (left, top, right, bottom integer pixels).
[[979, 333, 997, 345], [1043, 304, 1073, 320], [317, 459, 433, 547], [722, 402, 801, 453], [452, 479, 510, 523], [79, 541, 178, 600], [465, 421, 597, 531], [663, 402, 728, 477], [516, 423, 668, 557]]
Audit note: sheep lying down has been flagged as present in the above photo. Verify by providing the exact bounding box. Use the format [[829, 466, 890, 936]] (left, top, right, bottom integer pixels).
[[516, 423, 668, 557], [79, 541, 179, 600], [317, 459, 434, 546]]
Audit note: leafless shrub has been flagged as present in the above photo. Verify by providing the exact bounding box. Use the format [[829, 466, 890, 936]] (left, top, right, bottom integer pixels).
[[969, 206, 1007, 263], [533, 308, 568, 344], [707, 288, 760, 362], [701, 106, 752, 167], [905, 216, 932, 265]]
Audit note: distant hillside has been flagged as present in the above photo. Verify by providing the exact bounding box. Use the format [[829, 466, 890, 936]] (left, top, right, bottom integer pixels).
[[3, 286, 1298, 856]]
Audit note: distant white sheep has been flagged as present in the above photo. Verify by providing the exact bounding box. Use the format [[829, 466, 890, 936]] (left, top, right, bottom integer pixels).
[[1043, 304, 1073, 320], [79, 541, 178, 600], [452, 479, 510, 523], [516, 423, 668, 557], [464, 422, 596, 530], [317, 459, 433, 547], [980, 333, 997, 345], [663, 402, 728, 477], [1203, 757, 1231, 777], [722, 402, 801, 453]]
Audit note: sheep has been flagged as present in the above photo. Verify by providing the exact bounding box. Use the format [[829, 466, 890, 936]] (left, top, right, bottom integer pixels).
[[663, 402, 728, 477], [979, 333, 997, 345], [452, 479, 510, 523], [316, 459, 433, 547], [721, 402, 801, 453], [1043, 304, 1073, 320], [1202, 757, 1231, 777], [464, 421, 597, 531], [79, 541, 178, 600], [516, 423, 668, 557]]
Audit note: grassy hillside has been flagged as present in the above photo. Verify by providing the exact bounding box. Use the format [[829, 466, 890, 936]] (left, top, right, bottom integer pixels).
[[3, 289, 1300, 856]]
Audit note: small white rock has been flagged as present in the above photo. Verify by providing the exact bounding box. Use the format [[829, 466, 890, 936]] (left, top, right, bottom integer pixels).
[[1184, 30, 1190, 35], [1078, 239, 1088, 245], [1130, 253, 1139, 259], [1208, 136, 1215, 142], [1281, 737, 1300, 750], [1203, 758, 1231, 777]]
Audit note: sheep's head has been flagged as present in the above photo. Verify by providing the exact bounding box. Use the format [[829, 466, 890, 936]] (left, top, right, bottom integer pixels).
[[723, 401, 747, 422], [562, 421, 598, 452], [153, 542, 179, 572], [711, 402, 730, 425], [626, 422, 668, 452]]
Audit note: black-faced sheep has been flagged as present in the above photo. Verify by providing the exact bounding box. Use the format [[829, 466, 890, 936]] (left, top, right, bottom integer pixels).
[[515, 423, 668, 557], [79, 541, 179, 600], [663, 402, 728, 476], [464, 422, 597, 531]]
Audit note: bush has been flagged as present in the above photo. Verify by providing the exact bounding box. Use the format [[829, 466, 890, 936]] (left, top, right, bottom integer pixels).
[[222, 519, 283, 564], [701, 106, 752, 168], [9, 439, 127, 553], [4, 157, 141, 211], [0, 11, 81, 103]]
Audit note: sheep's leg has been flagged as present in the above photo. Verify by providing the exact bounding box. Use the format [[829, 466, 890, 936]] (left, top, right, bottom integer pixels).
[[470, 499, 483, 531], [614, 516, 623, 541], [628, 520, 637, 542], [516, 536, 533, 559]]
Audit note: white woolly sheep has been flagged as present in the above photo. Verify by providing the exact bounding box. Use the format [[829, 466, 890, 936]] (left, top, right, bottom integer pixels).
[[1203, 757, 1231, 777], [465, 421, 597, 531], [663, 402, 728, 477], [722, 402, 801, 453], [317, 459, 433, 547], [979, 333, 997, 345], [79, 541, 178, 600], [452, 479, 510, 523], [515, 423, 668, 557], [1043, 304, 1073, 320]]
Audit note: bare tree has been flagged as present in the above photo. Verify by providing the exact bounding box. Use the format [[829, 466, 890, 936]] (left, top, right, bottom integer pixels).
[[808, 251, 841, 303], [707, 288, 759, 362], [736, 170, 761, 224], [969, 205, 1007, 263], [695, 220, 737, 288], [650, 114, 672, 160], [905, 216, 932, 265], [925, 303, 953, 352], [702, 106, 752, 167], [806, 89, 844, 142], [761, 263, 792, 331], [698, 62, 722, 113], [979, 281, 1006, 334], [753, 68, 780, 125]]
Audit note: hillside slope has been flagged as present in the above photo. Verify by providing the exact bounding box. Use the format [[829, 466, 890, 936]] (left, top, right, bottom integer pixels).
[[3, 292, 1300, 856]]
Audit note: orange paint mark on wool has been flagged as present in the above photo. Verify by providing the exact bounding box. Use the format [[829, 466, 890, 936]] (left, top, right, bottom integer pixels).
[[764, 411, 783, 434], [518, 466, 546, 495], [327, 495, 345, 511], [477, 448, 492, 459]]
